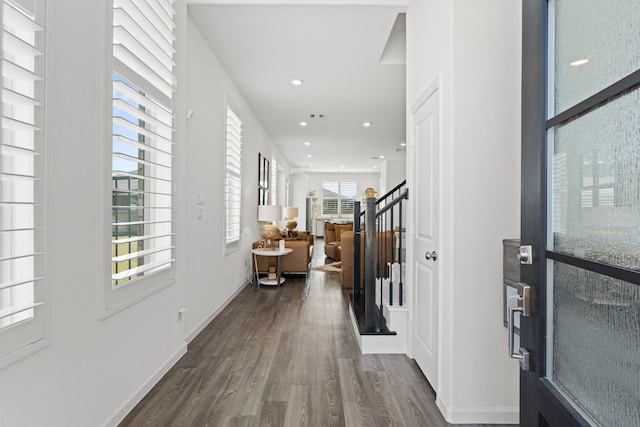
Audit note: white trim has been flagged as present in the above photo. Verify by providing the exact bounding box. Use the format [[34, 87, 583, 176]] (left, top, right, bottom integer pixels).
[[435, 398, 519, 425], [0, 337, 49, 371], [185, 280, 250, 343], [105, 343, 188, 427]]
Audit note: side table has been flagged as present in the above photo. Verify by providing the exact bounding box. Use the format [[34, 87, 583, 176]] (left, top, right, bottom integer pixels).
[[251, 247, 293, 286]]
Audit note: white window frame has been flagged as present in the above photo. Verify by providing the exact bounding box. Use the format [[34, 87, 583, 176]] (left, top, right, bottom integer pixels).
[[0, 0, 49, 369], [101, 0, 176, 318], [322, 181, 357, 217], [224, 103, 242, 254]]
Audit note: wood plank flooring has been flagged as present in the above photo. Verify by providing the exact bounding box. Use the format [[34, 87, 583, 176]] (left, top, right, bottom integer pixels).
[[120, 242, 515, 427]]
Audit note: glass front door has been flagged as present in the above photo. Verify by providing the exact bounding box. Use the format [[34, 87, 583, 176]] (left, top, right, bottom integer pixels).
[[520, 0, 640, 425]]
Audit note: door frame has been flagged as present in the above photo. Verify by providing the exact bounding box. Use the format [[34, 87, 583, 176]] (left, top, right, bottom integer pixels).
[[521, 1, 586, 424]]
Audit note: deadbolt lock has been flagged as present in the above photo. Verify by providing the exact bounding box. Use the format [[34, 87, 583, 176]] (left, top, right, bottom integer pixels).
[[517, 245, 533, 264]]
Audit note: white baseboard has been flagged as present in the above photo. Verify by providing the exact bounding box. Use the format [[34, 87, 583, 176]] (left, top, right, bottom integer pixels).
[[105, 280, 251, 426], [105, 343, 188, 427], [186, 280, 250, 344], [436, 396, 519, 424]]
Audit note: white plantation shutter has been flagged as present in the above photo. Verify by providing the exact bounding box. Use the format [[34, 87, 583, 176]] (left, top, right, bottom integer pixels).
[[322, 181, 356, 216], [270, 156, 277, 205], [225, 106, 242, 250], [111, 0, 175, 289], [340, 181, 357, 215], [0, 0, 47, 367], [322, 181, 339, 215]]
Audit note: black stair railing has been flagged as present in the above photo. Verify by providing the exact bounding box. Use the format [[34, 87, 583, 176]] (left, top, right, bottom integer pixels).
[[352, 183, 408, 334]]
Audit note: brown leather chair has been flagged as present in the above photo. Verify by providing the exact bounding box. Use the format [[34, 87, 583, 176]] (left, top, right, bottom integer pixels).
[[323, 221, 352, 260], [340, 230, 395, 289]]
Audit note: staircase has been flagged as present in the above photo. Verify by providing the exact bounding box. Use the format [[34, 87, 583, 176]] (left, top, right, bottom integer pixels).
[[347, 181, 409, 354]]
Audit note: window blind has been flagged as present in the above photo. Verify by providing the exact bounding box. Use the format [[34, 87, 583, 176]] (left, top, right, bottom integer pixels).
[[322, 181, 339, 215], [322, 181, 357, 216], [0, 0, 46, 365], [112, 0, 175, 287], [340, 181, 357, 215], [270, 156, 277, 206], [225, 106, 242, 248]]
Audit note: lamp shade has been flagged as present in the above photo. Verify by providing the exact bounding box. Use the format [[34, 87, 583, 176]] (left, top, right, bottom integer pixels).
[[258, 205, 282, 222], [284, 207, 298, 218]]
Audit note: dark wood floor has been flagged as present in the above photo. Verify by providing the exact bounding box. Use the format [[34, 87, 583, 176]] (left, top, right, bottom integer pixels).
[[121, 241, 514, 427]]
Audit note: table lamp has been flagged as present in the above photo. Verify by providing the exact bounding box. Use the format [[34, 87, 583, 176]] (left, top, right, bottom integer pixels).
[[284, 207, 298, 236], [258, 204, 282, 249]]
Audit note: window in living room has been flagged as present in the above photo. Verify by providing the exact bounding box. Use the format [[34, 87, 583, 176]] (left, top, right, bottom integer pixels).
[[105, 0, 176, 316], [322, 181, 357, 216], [0, 0, 48, 368], [224, 105, 242, 252]]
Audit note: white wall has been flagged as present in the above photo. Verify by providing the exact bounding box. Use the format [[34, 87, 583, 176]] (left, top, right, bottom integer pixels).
[[289, 172, 309, 230], [383, 159, 406, 193], [0, 2, 188, 426], [0, 3, 288, 426], [406, 0, 521, 423], [183, 14, 288, 340]]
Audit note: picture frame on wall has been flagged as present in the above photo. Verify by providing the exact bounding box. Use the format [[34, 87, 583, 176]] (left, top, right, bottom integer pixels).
[[258, 153, 270, 205]]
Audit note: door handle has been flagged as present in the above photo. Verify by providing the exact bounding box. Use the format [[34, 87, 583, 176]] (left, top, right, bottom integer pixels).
[[425, 251, 438, 261], [508, 282, 533, 371]]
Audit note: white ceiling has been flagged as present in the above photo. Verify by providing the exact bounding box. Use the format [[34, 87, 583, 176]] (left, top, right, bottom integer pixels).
[[188, 2, 407, 173]]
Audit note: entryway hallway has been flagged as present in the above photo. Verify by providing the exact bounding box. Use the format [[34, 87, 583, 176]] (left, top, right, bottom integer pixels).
[[120, 240, 514, 426]]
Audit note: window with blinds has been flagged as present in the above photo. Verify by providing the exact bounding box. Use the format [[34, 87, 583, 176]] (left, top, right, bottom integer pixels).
[[270, 156, 277, 205], [111, 0, 175, 290], [0, 0, 47, 368], [224, 106, 242, 251], [322, 181, 357, 216], [322, 181, 339, 215]]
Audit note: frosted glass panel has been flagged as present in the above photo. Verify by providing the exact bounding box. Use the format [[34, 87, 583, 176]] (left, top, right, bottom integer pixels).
[[552, 88, 640, 269], [552, 262, 640, 426], [553, 0, 640, 113]]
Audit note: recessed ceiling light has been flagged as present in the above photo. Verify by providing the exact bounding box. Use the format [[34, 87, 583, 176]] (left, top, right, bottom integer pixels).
[[307, 154, 312, 158], [291, 79, 303, 86], [380, 155, 385, 159], [400, 142, 406, 147], [373, 165, 378, 169], [570, 59, 589, 67], [304, 141, 311, 146], [363, 122, 372, 127], [299, 121, 308, 126]]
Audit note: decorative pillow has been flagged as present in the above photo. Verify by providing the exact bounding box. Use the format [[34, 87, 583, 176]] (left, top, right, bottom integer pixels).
[[334, 223, 353, 241]]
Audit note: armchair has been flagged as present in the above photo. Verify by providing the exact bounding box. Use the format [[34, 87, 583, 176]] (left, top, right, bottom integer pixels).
[[323, 221, 353, 261]]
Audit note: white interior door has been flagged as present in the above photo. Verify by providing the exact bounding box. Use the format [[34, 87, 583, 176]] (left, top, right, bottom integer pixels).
[[411, 89, 440, 391]]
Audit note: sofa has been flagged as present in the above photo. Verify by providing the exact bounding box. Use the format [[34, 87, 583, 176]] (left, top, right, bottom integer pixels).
[[323, 221, 353, 261], [340, 230, 395, 289], [252, 233, 314, 275]]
